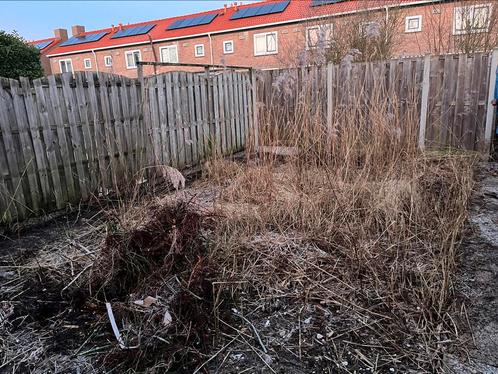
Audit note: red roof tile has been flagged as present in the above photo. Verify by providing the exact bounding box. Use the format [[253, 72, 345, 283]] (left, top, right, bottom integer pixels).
[[46, 0, 433, 57], [28, 37, 60, 53]]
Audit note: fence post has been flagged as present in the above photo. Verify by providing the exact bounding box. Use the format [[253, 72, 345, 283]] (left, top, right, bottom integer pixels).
[[204, 66, 215, 155], [484, 48, 498, 156], [250, 68, 259, 152], [418, 54, 431, 150], [326, 63, 333, 145]]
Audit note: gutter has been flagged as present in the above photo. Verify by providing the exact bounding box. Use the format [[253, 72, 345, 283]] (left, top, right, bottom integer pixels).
[[47, 0, 441, 58]]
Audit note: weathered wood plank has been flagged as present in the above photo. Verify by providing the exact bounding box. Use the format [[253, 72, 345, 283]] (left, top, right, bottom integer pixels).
[[85, 72, 110, 189], [19, 77, 52, 208], [10, 79, 41, 212], [0, 79, 27, 218], [165, 73, 178, 168], [180, 72, 192, 165], [47, 74, 77, 202], [187, 73, 198, 164], [157, 74, 170, 166], [173, 72, 186, 168], [61, 73, 89, 200]]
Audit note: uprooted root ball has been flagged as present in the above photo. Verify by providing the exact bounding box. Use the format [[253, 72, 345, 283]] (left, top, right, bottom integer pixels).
[[89, 201, 221, 371]]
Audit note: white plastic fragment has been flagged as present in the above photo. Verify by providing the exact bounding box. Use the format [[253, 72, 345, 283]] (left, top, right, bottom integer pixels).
[[105, 302, 127, 349], [163, 310, 173, 326]]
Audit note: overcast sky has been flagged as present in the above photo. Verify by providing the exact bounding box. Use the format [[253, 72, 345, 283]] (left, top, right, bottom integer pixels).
[[2, 1, 257, 41]]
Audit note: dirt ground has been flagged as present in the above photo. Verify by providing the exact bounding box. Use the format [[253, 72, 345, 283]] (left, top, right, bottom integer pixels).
[[1, 164, 497, 373], [447, 163, 498, 374]]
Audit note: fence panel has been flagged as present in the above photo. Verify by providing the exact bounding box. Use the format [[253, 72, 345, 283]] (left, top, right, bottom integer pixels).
[[0, 69, 253, 223], [257, 52, 494, 153]]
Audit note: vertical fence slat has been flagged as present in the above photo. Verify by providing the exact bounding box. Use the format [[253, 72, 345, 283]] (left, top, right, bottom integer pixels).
[[48, 74, 77, 203], [20, 77, 52, 208], [418, 55, 431, 150], [10, 79, 40, 213], [187, 73, 198, 164], [484, 49, 498, 154], [61, 73, 89, 200], [157, 74, 170, 166], [0, 79, 27, 219], [86, 72, 110, 190], [33, 78, 66, 209]]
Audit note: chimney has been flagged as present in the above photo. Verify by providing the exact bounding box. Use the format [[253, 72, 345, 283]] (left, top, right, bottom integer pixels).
[[71, 25, 85, 36], [224, 4, 227, 14], [53, 28, 68, 41]]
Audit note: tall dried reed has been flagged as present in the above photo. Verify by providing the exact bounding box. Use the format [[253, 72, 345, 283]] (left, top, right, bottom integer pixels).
[[207, 64, 476, 371]]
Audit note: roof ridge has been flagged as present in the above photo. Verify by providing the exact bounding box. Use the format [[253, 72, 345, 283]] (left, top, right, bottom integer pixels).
[[28, 36, 57, 44]]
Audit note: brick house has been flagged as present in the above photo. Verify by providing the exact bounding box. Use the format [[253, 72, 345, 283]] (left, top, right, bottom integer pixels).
[[33, 0, 496, 77], [28, 29, 67, 75]]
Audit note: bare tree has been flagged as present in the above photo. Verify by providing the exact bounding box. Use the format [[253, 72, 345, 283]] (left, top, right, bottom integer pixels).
[[276, 2, 404, 67], [423, 0, 498, 54]]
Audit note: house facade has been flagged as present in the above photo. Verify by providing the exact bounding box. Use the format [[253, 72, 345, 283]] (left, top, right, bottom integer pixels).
[[33, 0, 496, 77], [28, 29, 67, 75]]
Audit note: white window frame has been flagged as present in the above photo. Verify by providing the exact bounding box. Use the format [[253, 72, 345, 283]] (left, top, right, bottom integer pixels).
[[405, 15, 422, 33], [223, 40, 234, 54], [83, 58, 92, 69], [253, 31, 278, 56], [159, 45, 179, 63], [59, 58, 73, 74], [359, 21, 380, 37], [306, 24, 333, 49], [125, 50, 141, 69], [453, 3, 492, 35], [194, 44, 205, 57], [104, 55, 112, 67]]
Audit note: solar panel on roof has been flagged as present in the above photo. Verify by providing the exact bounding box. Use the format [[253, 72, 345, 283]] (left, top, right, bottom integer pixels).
[[111, 24, 155, 39], [230, 1, 290, 20], [167, 13, 218, 30], [59, 32, 108, 47], [311, 0, 344, 6], [34, 40, 53, 50]]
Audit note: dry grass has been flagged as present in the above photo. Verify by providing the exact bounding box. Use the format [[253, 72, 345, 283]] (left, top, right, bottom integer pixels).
[[0, 69, 478, 373], [204, 78, 477, 372]]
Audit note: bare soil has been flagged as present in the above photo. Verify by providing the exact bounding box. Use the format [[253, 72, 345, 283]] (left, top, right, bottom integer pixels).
[[447, 163, 498, 374]]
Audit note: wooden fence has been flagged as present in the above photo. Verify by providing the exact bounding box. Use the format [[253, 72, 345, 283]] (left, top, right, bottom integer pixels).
[[256, 51, 498, 152], [0, 69, 254, 223]]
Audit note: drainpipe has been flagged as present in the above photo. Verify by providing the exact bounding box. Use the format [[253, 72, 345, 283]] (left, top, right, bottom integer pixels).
[[208, 32, 214, 65], [147, 33, 158, 75], [384, 6, 390, 46], [92, 49, 99, 73]]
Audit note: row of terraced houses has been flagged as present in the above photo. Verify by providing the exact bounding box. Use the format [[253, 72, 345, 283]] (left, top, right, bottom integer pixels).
[[30, 0, 496, 77]]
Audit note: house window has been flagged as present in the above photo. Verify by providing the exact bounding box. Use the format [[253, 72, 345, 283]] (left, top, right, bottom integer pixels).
[[223, 40, 234, 54], [104, 56, 112, 67], [84, 58, 92, 69], [254, 32, 278, 56], [160, 45, 179, 63], [360, 21, 380, 37], [405, 15, 422, 33], [306, 24, 333, 49], [194, 44, 205, 57], [59, 59, 73, 74], [454, 3, 492, 35], [125, 50, 141, 69]]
